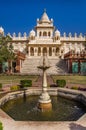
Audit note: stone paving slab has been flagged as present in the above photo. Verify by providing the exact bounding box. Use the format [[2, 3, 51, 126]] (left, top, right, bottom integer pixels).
[[0, 116, 86, 130]]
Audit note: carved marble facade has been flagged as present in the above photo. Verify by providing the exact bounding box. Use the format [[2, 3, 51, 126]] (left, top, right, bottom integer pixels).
[[1, 10, 85, 59]]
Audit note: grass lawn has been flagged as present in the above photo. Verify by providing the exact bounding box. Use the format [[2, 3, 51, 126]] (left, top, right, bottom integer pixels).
[[0, 74, 85, 86], [0, 75, 38, 86], [52, 75, 86, 85]]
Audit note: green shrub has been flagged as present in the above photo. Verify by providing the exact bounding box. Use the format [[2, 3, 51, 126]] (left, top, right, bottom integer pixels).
[[20, 80, 32, 88], [0, 122, 3, 130], [10, 85, 20, 91], [0, 83, 2, 90], [71, 86, 78, 90], [56, 79, 66, 87]]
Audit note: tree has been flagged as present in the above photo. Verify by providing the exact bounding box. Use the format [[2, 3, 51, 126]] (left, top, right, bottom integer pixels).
[[0, 35, 15, 73]]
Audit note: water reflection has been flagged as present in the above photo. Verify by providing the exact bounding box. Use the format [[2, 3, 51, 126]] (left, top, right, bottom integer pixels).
[[1, 96, 86, 121]]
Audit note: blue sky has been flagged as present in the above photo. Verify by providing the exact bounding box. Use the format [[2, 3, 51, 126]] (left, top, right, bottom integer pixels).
[[0, 0, 86, 36]]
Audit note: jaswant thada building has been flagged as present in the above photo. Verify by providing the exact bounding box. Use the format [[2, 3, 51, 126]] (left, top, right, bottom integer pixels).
[[0, 10, 86, 74]]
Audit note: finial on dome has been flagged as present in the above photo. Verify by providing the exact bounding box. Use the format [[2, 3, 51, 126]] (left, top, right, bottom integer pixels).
[[44, 8, 46, 12]]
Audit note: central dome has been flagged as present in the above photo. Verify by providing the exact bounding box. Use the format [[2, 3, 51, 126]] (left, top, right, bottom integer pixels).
[[40, 10, 50, 23]]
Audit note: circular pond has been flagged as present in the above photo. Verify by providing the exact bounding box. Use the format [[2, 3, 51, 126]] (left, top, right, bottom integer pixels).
[[1, 95, 86, 121]]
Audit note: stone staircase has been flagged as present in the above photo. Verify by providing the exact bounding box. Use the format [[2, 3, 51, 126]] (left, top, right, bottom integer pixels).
[[21, 57, 68, 75], [47, 58, 68, 75], [21, 57, 41, 75]]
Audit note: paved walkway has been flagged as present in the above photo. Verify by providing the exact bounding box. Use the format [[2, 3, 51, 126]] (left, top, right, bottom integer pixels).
[[0, 115, 86, 130]]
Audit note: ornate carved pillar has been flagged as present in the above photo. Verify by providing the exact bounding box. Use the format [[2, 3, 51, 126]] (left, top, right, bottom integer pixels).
[[20, 59, 22, 73], [41, 47, 43, 56], [47, 47, 49, 57], [28, 47, 30, 56], [53, 47, 55, 57], [69, 59, 72, 73], [34, 47, 37, 56]]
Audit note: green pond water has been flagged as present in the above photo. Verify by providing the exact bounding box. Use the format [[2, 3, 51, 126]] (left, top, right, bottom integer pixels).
[[1, 95, 86, 121]]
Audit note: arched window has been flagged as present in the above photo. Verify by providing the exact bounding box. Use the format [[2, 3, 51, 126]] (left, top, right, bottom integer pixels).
[[49, 47, 52, 56], [56, 47, 59, 53], [43, 31, 47, 36], [56, 36, 59, 40], [38, 47, 41, 56], [39, 32, 42, 36], [56, 47, 59, 56], [30, 47, 34, 56], [48, 32, 51, 37], [31, 36, 35, 40], [43, 47, 47, 56], [61, 50, 64, 53]]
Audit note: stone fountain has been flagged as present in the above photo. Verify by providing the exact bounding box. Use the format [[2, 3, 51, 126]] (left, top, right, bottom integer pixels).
[[1, 54, 86, 120], [37, 54, 52, 111]]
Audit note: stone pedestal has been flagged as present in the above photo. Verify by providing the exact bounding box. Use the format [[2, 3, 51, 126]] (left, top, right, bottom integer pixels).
[[38, 102, 52, 111], [38, 91, 52, 111]]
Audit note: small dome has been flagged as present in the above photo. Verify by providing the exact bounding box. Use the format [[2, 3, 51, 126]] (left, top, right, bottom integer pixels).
[[7, 33, 12, 38], [0, 27, 4, 34], [29, 30, 35, 37], [41, 12, 50, 23], [55, 29, 60, 37]]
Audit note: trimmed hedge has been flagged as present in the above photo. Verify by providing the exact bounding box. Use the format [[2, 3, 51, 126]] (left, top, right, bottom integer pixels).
[[10, 85, 20, 91], [71, 86, 78, 90], [20, 80, 32, 88], [56, 79, 66, 87]]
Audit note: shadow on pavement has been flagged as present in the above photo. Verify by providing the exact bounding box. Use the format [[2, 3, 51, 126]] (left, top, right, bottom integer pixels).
[[69, 123, 86, 130]]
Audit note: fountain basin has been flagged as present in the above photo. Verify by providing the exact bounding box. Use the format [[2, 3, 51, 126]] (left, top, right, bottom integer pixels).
[[0, 88, 86, 121]]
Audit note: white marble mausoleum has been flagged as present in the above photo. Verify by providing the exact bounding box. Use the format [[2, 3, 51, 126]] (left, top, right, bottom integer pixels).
[[0, 10, 86, 74]]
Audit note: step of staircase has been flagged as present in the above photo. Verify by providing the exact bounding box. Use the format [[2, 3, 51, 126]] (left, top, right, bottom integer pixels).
[[21, 57, 68, 75]]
